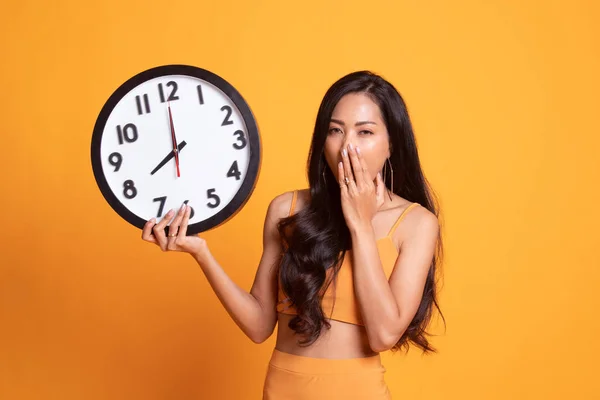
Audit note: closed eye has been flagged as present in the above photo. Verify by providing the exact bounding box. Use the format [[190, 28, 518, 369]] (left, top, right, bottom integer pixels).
[[359, 130, 373, 135]]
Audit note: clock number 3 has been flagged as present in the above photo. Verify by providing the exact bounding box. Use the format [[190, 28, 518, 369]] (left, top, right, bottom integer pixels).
[[232, 130, 247, 150]]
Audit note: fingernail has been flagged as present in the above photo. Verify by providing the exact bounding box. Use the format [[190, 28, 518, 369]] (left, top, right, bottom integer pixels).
[[342, 148, 347, 157], [181, 203, 186, 212], [150, 218, 156, 224], [348, 143, 353, 151], [356, 146, 361, 155]]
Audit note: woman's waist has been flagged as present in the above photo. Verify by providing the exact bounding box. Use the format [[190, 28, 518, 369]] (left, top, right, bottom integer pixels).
[[268, 348, 384, 375], [275, 313, 377, 359]]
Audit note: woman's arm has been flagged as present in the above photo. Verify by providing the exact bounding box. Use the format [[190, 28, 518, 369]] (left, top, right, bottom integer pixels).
[[193, 193, 292, 343], [337, 144, 439, 352], [350, 210, 439, 352], [142, 192, 294, 344]]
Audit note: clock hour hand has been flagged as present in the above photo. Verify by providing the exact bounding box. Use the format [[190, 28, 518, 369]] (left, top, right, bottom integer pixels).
[[150, 141, 187, 176]]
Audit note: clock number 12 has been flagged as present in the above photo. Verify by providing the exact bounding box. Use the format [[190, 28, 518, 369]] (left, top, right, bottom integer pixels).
[[158, 81, 179, 103]]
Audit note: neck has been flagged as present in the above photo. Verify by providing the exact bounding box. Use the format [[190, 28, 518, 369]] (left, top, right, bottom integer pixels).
[[379, 188, 396, 211]]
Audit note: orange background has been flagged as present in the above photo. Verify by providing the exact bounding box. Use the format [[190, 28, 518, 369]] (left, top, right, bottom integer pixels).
[[2, 0, 599, 399]]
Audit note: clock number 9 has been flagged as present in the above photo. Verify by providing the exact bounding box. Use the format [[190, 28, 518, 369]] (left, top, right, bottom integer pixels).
[[117, 123, 139, 145], [108, 152, 123, 172]]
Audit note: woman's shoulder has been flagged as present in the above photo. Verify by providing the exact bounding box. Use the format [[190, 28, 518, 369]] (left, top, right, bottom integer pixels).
[[267, 188, 310, 219], [386, 195, 434, 219], [386, 196, 439, 243]]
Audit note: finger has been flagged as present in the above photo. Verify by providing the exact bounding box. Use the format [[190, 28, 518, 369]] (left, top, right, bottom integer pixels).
[[337, 161, 349, 195], [167, 204, 187, 244], [142, 218, 158, 244], [177, 205, 192, 240], [348, 144, 364, 187], [356, 146, 371, 187], [153, 209, 174, 250], [341, 146, 356, 190]]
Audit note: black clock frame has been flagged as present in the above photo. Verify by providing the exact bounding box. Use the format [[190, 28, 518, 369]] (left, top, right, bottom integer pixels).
[[91, 64, 261, 235]]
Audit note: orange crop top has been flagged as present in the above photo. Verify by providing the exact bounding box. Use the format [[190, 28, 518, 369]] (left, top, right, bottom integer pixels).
[[276, 190, 420, 326]]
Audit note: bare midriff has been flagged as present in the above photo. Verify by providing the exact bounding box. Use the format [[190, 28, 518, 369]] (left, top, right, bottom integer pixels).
[[274, 312, 378, 359]]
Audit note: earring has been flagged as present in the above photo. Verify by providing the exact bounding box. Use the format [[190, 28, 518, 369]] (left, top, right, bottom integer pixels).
[[388, 158, 394, 195], [383, 158, 393, 201]]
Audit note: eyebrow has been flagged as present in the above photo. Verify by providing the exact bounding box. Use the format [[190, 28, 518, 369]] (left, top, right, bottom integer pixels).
[[330, 118, 377, 126]]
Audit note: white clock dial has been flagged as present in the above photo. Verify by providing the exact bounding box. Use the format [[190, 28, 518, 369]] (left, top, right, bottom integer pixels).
[[92, 65, 261, 234]]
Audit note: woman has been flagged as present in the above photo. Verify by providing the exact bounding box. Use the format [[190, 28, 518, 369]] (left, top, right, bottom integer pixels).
[[142, 70, 444, 399]]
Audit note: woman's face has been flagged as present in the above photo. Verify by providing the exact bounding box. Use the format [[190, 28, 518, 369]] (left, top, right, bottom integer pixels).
[[324, 92, 390, 182]]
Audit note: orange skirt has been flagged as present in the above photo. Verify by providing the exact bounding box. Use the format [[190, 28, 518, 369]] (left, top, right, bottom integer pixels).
[[262, 349, 392, 399]]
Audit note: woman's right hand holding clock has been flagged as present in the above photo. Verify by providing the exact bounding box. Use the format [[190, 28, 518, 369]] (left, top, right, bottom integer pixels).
[[142, 204, 208, 261]]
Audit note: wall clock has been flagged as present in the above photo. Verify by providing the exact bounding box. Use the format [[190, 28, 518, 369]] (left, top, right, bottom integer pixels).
[[91, 64, 261, 235]]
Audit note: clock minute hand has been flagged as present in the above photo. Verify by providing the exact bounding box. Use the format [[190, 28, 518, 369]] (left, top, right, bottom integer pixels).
[[168, 102, 181, 177], [150, 141, 187, 176]]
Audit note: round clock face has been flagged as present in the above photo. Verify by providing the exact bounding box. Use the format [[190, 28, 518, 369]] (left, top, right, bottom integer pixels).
[[91, 64, 261, 235]]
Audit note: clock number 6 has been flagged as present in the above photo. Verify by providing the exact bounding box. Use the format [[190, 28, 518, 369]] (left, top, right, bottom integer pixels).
[[183, 200, 195, 219]]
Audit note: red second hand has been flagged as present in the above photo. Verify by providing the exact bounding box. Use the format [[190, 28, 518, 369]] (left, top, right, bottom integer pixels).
[[167, 102, 180, 177]]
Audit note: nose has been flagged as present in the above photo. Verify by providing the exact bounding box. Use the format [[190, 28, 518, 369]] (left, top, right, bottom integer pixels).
[[341, 137, 353, 154]]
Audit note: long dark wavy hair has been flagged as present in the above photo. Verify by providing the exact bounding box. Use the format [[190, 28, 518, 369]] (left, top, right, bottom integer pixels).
[[277, 70, 445, 354]]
